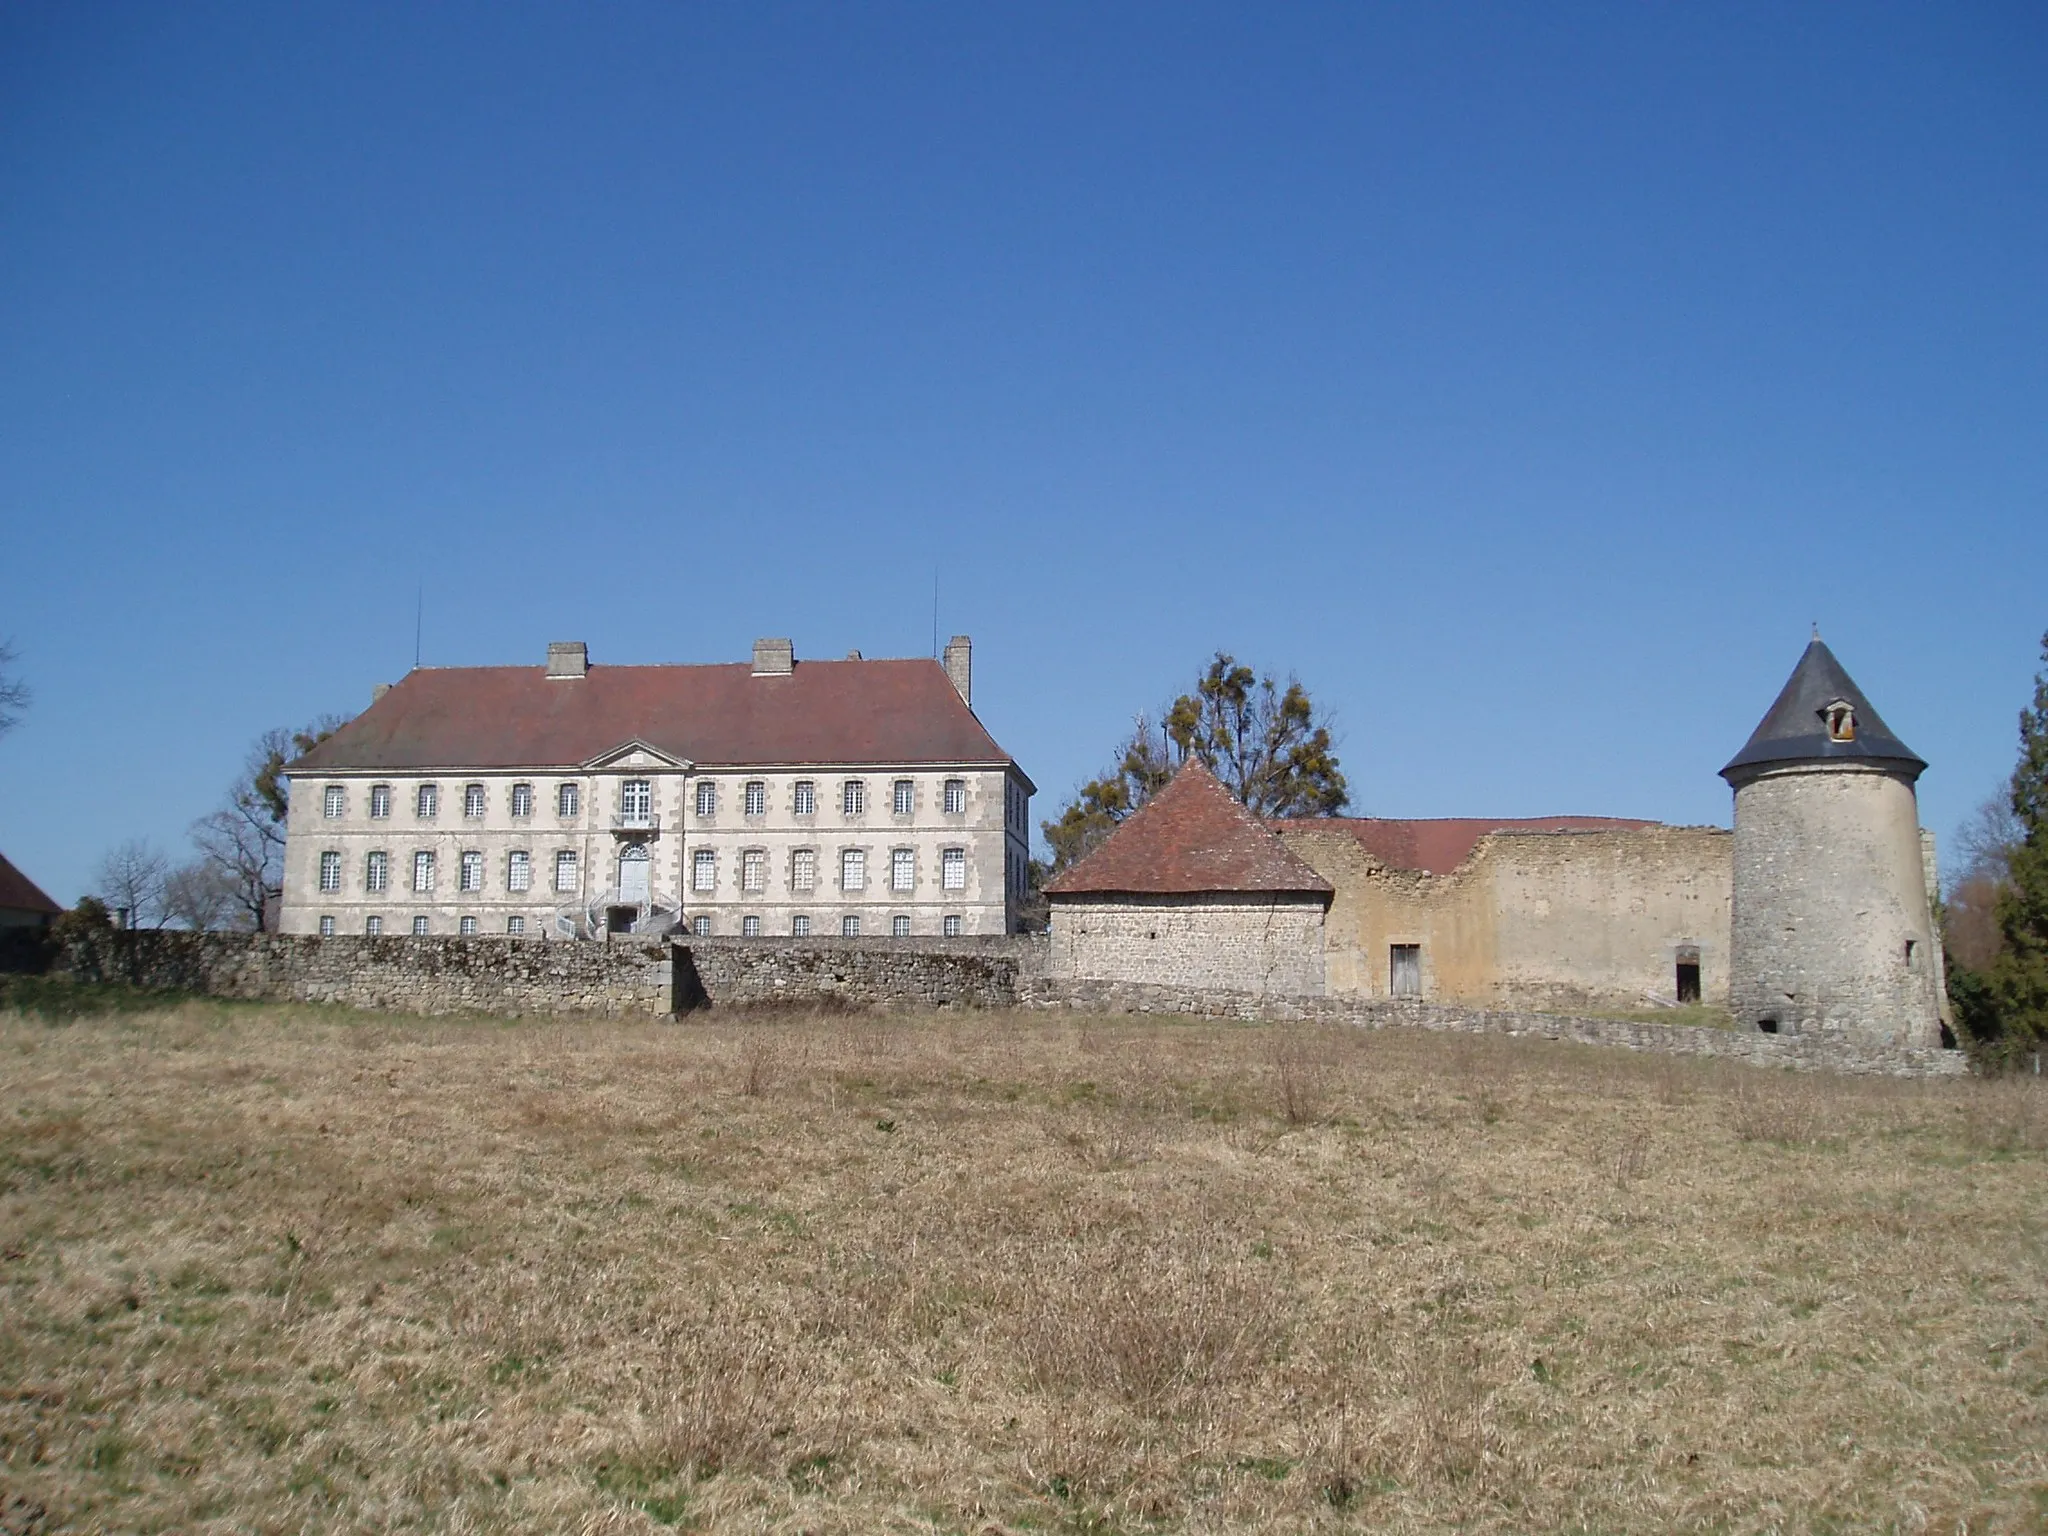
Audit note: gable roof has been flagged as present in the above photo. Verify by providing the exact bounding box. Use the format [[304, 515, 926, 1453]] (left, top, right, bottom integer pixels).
[[1721, 638, 1926, 782], [0, 852, 61, 916], [1044, 760, 1334, 898], [1278, 815, 1661, 878], [289, 656, 1027, 778]]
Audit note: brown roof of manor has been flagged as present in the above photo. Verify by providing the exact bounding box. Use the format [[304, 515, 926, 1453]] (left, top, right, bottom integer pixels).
[[290, 657, 1026, 776], [0, 852, 61, 916], [1277, 815, 1661, 877], [1045, 760, 1334, 898]]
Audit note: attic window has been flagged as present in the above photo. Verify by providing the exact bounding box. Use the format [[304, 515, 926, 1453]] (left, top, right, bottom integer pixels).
[[1821, 699, 1856, 742]]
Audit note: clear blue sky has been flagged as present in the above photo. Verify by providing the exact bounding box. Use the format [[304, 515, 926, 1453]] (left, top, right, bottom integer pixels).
[[3, 2, 2044, 905]]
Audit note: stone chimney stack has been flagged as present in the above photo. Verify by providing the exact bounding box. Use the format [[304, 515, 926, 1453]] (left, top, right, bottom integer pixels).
[[546, 641, 588, 679], [943, 635, 972, 707], [751, 637, 794, 676]]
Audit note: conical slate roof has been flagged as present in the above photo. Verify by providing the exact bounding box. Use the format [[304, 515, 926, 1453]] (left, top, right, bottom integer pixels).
[[1044, 759, 1334, 898], [1720, 638, 1926, 782]]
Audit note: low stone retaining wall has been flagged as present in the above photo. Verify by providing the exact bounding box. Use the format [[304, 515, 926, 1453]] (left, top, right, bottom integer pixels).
[[679, 938, 1022, 1011]]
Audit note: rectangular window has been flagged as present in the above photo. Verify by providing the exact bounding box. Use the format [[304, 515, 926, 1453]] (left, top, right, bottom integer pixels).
[[557, 783, 580, 817], [413, 851, 435, 892], [742, 914, 761, 937], [1390, 944, 1423, 999], [369, 784, 391, 819], [842, 780, 864, 816], [693, 915, 712, 937], [511, 783, 534, 818], [318, 851, 342, 892], [742, 849, 765, 893], [507, 915, 525, 936], [417, 784, 438, 818], [459, 915, 478, 936], [943, 914, 962, 938], [892, 914, 911, 938], [841, 849, 865, 891], [508, 850, 531, 892], [842, 915, 861, 938], [365, 915, 382, 935], [366, 850, 390, 894], [464, 784, 486, 818], [792, 915, 811, 937], [318, 915, 336, 937], [792, 848, 816, 892], [793, 780, 816, 816], [944, 779, 966, 815], [893, 779, 914, 816], [412, 915, 430, 936], [942, 848, 966, 891], [891, 848, 915, 892], [744, 780, 766, 817], [693, 849, 717, 892], [323, 785, 345, 819], [621, 779, 652, 825], [695, 781, 717, 817], [555, 850, 578, 892], [460, 850, 484, 892]]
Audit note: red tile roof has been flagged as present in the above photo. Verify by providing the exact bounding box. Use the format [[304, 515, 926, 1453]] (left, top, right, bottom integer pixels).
[[0, 852, 61, 916], [290, 657, 1026, 777], [1277, 815, 1660, 877], [1045, 760, 1334, 898]]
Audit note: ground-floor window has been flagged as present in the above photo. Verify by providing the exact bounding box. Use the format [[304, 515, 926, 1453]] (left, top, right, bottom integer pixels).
[[842, 915, 861, 937], [1390, 944, 1423, 998], [792, 914, 811, 937], [318, 915, 335, 937], [412, 916, 430, 936], [742, 915, 762, 937], [459, 916, 478, 936], [365, 915, 382, 935], [892, 914, 911, 937], [507, 915, 525, 937], [943, 914, 962, 937], [693, 915, 712, 937]]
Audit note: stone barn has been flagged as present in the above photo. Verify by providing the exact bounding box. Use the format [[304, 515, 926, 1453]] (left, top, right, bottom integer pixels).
[[1043, 761, 1334, 996]]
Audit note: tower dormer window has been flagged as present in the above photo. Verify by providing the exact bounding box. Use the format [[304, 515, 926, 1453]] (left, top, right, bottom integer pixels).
[[1821, 699, 1856, 742]]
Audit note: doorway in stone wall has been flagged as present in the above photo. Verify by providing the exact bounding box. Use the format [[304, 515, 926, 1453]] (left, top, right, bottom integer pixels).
[[1390, 944, 1422, 999], [1675, 945, 1702, 1005]]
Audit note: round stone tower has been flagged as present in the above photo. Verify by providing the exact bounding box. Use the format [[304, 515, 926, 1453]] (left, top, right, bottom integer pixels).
[[1720, 636, 1945, 1048]]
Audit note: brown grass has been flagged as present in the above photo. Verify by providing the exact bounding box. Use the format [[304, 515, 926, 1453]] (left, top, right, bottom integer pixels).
[[0, 1002, 2043, 1533]]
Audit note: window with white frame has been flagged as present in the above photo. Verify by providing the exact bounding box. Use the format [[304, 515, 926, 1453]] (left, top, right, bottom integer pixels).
[[744, 780, 766, 817], [692, 849, 717, 892], [842, 780, 864, 816], [323, 785, 345, 819], [365, 915, 382, 935], [943, 914, 962, 937], [891, 848, 915, 892], [742, 849, 765, 893], [793, 780, 816, 816], [792, 848, 816, 892], [369, 784, 391, 819], [791, 915, 811, 937], [620, 779, 652, 826], [508, 850, 531, 892], [944, 778, 967, 815], [507, 915, 525, 936], [318, 851, 342, 892], [742, 914, 761, 937], [413, 851, 435, 892], [464, 784, 486, 818], [841, 848, 865, 891], [842, 915, 861, 937], [511, 783, 534, 818], [460, 851, 484, 892], [693, 915, 711, 937], [412, 915, 430, 936], [554, 850, 578, 892], [892, 779, 914, 816], [557, 783, 580, 817], [367, 850, 389, 892], [695, 781, 716, 817], [892, 914, 911, 938], [459, 916, 478, 936], [417, 784, 439, 818], [319, 915, 336, 937], [942, 848, 966, 890]]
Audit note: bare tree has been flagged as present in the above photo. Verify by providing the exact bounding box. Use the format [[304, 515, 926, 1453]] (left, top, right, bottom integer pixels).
[[94, 839, 171, 929], [0, 640, 27, 740], [163, 859, 239, 931], [190, 718, 348, 932]]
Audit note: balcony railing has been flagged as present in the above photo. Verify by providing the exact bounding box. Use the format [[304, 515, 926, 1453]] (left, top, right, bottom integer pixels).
[[611, 813, 661, 834]]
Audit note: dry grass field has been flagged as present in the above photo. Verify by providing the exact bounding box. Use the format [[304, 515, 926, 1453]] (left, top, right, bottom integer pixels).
[[0, 1000, 2043, 1535]]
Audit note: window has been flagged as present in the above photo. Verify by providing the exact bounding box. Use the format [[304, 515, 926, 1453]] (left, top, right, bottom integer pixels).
[[323, 785, 345, 819], [891, 848, 915, 892], [841, 849, 865, 891], [412, 915, 430, 936], [793, 780, 816, 816], [1676, 945, 1702, 1004], [366, 851, 389, 892], [507, 915, 525, 937], [742, 849, 765, 893], [557, 783, 580, 817], [744, 780, 766, 817], [460, 851, 484, 892], [459, 915, 478, 936], [1905, 938, 1920, 970], [555, 850, 578, 892], [318, 851, 342, 893], [511, 783, 534, 818], [693, 849, 717, 892], [792, 849, 816, 892], [944, 779, 967, 815], [413, 851, 435, 892], [464, 784, 486, 818], [842, 915, 861, 938], [693, 915, 712, 937], [1390, 944, 1423, 999], [319, 915, 336, 937], [943, 914, 962, 938], [941, 848, 966, 891], [508, 850, 531, 892], [742, 914, 762, 938], [842, 780, 864, 816], [892, 915, 911, 938], [792, 915, 811, 937], [365, 916, 382, 936], [695, 781, 717, 817], [369, 784, 391, 819], [619, 779, 653, 827], [417, 784, 439, 818], [893, 779, 914, 816]]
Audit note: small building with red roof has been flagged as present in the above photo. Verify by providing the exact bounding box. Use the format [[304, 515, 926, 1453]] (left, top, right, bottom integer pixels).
[[0, 852, 62, 932], [1043, 760, 1334, 996]]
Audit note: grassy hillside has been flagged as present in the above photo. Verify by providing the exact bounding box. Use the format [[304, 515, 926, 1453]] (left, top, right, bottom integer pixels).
[[0, 1003, 2042, 1533]]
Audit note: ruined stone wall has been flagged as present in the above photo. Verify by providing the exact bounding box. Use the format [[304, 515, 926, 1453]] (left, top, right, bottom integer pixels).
[[679, 937, 1027, 1010], [1045, 893, 1328, 996]]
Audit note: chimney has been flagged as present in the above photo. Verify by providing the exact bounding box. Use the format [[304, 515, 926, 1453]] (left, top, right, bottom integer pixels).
[[546, 641, 588, 679], [943, 635, 971, 707], [371, 682, 392, 705], [751, 637, 794, 676]]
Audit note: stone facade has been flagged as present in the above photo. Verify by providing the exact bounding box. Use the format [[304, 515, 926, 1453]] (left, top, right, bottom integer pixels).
[[1045, 893, 1329, 997]]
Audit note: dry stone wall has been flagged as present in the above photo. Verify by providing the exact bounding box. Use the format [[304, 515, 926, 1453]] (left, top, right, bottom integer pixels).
[[1045, 893, 1328, 996]]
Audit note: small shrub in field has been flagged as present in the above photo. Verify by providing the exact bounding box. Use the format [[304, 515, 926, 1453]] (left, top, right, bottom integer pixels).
[[1265, 1026, 1336, 1126]]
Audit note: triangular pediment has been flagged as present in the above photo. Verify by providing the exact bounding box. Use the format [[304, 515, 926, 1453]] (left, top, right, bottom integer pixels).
[[581, 739, 691, 772]]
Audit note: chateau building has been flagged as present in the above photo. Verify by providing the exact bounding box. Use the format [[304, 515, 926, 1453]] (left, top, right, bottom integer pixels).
[[281, 637, 1034, 940]]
